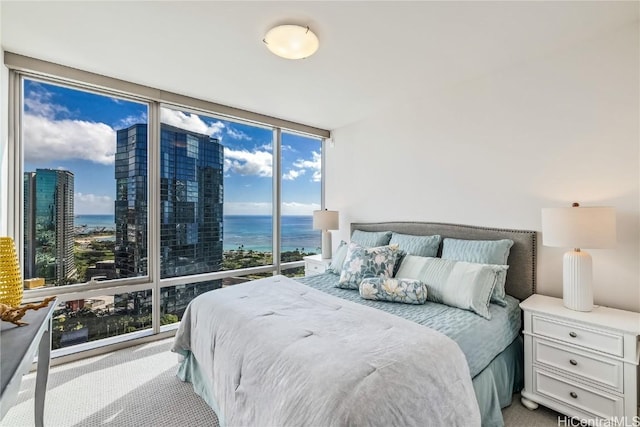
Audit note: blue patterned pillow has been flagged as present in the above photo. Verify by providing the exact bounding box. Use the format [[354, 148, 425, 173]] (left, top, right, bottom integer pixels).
[[350, 230, 392, 248], [441, 238, 514, 307], [327, 240, 348, 275], [337, 243, 401, 289], [359, 277, 428, 304], [396, 255, 507, 319], [389, 232, 441, 257]]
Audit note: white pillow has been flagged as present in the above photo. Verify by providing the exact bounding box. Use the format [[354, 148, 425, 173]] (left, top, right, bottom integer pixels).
[[396, 255, 508, 319]]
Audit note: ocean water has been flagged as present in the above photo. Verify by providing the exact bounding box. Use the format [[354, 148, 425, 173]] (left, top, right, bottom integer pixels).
[[224, 215, 321, 253], [75, 214, 116, 229], [74, 214, 320, 253]]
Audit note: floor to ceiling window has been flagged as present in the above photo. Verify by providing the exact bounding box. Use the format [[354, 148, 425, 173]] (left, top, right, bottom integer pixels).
[[21, 78, 152, 349], [7, 61, 327, 354], [158, 107, 275, 324], [280, 131, 322, 277]]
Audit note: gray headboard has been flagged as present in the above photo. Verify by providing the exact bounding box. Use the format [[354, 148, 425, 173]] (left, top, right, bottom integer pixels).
[[350, 222, 537, 301]]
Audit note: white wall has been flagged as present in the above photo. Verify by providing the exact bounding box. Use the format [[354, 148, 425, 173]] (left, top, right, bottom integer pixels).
[[326, 23, 640, 312]]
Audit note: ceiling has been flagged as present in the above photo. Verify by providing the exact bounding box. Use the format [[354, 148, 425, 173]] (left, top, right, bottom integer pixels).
[[1, 1, 637, 131]]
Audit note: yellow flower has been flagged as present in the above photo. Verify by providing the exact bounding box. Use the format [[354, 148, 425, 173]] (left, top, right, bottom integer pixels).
[[360, 282, 378, 299], [382, 279, 402, 295]]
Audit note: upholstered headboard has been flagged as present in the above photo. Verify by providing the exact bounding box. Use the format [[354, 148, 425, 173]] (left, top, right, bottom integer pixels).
[[350, 222, 537, 301]]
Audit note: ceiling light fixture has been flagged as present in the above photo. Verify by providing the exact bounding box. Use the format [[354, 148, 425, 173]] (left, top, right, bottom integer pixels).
[[263, 24, 319, 60]]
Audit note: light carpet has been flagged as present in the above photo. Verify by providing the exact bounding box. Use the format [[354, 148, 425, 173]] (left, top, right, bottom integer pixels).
[[2, 338, 561, 426]]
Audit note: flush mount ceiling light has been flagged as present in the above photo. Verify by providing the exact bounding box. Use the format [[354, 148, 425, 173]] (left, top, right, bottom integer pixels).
[[263, 24, 319, 60]]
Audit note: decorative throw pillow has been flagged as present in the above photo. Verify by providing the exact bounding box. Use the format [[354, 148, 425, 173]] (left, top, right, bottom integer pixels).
[[327, 240, 349, 275], [441, 238, 514, 265], [441, 238, 514, 307], [359, 277, 428, 304], [389, 232, 441, 257], [337, 243, 401, 290], [350, 230, 392, 248], [395, 255, 507, 319]]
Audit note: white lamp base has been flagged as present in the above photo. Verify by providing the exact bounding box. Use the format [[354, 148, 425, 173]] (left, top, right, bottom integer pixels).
[[321, 230, 332, 259], [562, 250, 593, 312]]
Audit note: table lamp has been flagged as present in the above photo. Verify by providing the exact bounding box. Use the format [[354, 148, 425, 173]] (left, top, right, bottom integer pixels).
[[541, 203, 616, 311], [313, 209, 339, 259]]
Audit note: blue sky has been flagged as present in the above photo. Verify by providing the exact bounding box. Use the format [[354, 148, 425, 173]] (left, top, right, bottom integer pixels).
[[23, 79, 321, 216]]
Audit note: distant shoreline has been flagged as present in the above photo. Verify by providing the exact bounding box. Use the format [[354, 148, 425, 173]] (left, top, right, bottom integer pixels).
[[73, 231, 319, 255]]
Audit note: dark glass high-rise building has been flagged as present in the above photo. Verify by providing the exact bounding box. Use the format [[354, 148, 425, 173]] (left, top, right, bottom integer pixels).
[[114, 123, 224, 283], [23, 168, 76, 285], [159, 124, 224, 278], [114, 124, 148, 278]]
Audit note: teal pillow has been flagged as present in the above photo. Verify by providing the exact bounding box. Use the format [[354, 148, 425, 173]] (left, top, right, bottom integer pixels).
[[395, 255, 507, 319], [441, 238, 513, 265], [441, 238, 514, 306], [350, 230, 392, 248], [327, 240, 348, 275], [389, 232, 441, 257], [337, 243, 401, 290], [359, 277, 428, 305]]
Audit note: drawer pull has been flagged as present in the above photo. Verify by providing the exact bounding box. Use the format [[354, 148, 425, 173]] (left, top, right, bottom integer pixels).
[[569, 331, 577, 338], [569, 392, 578, 399], [569, 359, 578, 366]]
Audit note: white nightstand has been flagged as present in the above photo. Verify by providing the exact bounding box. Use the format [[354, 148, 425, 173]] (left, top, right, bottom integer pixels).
[[303, 254, 332, 277], [520, 294, 640, 422]]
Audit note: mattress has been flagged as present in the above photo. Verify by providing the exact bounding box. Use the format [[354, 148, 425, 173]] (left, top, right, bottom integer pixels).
[[298, 272, 521, 378]]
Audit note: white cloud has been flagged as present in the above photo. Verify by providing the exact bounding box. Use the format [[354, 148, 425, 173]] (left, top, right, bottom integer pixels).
[[24, 85, 69, 119], [223, 201, 320, 216], [284, 151, 322, 182], [160, 108, 225, 137], [226, 127, 252, 141], [116, 113, 148, 129], [224, 148, 272, 177], [224, 202, 272, 215], [24, 114, 116, 165], [282, 202, 321, 216], [75, 193, 114, 215], [283, 169, 306, 181], [293, 150, 321, 170]]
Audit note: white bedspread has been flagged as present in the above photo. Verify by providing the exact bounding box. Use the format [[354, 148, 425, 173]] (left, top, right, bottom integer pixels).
[[172, 275, 481, 426]]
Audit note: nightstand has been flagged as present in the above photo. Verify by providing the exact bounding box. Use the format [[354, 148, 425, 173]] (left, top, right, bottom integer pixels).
[[520, 294, 640, 421], [303, 254, 332, 276]]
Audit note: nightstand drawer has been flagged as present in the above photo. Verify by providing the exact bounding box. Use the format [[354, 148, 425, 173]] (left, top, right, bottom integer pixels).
[[533, 368, 623, 420], [533, 338, 623, 392], [532, 315, 623, 357]]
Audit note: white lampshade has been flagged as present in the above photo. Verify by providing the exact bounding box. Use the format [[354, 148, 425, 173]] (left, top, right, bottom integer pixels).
[[263, 25, 319, 60], [313, 210, 339, 231], [541, 206, 616, 249], [541, 204, 616, 312], [313, 210, 338, 259]]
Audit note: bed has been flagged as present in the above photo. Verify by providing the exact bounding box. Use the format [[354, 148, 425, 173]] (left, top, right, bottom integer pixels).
[[172, 221, 537, 427]]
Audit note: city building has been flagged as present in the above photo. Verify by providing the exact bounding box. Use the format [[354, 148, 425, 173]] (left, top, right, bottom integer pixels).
[[23, 168, 76, 285], [114, 124, 148, 278], [159, 123, 224, 279], [114, 123, 224, 317]]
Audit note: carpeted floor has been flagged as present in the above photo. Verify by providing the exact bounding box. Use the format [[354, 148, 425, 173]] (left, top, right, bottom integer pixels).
[[2, 338, 561, 426]]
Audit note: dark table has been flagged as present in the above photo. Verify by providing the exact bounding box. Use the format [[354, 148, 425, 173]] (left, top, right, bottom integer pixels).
[[0, 299, 57, 427]]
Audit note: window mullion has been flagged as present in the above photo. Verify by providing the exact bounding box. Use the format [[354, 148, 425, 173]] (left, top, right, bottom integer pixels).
[[272, 128, 282, 275], [148, 102, 161, 334], [7, 71, 21, 246]]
